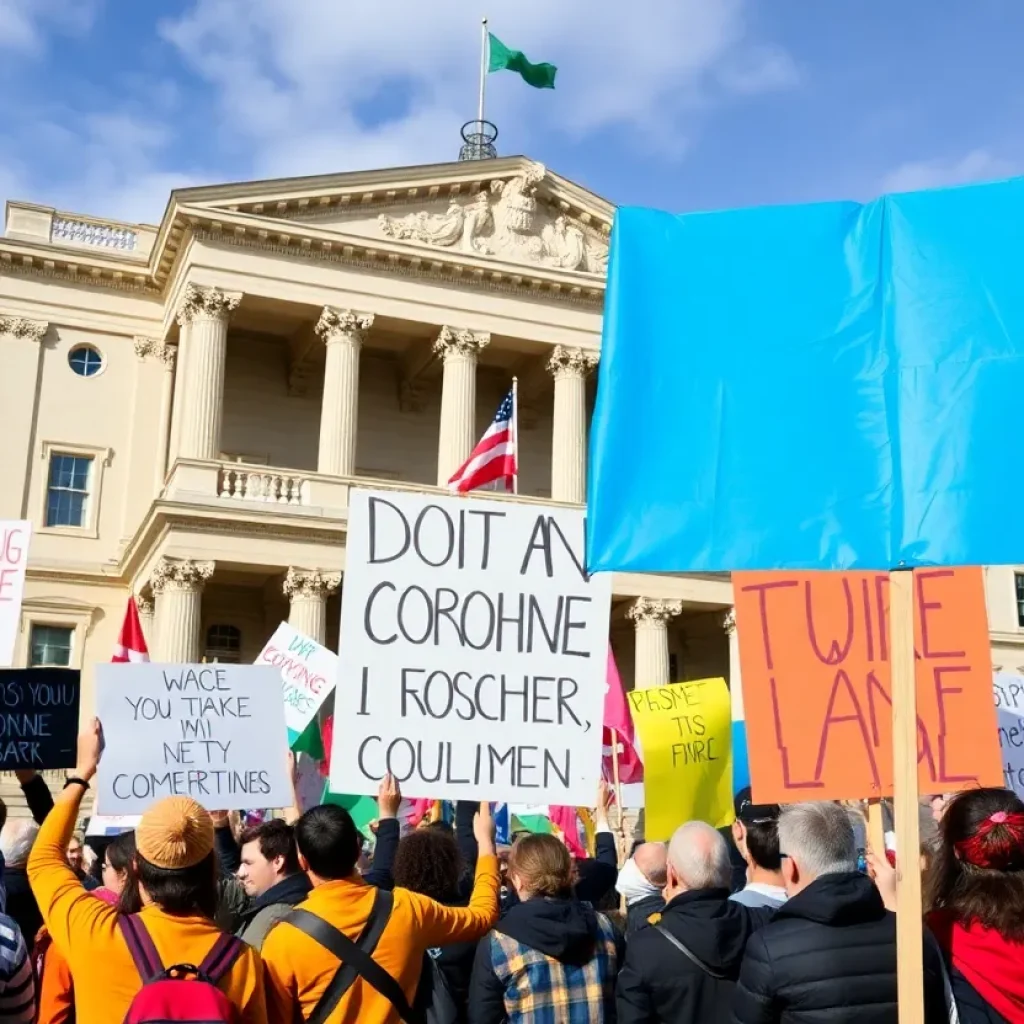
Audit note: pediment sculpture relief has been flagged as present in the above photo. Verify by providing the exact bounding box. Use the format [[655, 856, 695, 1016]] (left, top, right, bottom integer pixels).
[[378, 162, 608, 275]]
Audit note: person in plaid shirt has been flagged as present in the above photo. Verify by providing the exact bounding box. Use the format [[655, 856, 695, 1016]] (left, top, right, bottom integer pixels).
[[468, 833, 622, 1023]]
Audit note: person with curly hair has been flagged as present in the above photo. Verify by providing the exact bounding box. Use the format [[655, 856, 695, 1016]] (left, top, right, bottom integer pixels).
[[926, 787, 1024, 1023]]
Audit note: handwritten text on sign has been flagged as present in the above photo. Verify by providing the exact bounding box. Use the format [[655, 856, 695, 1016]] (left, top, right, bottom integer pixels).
[[0, 521, 31, 667], [0, 668, 80, 769], [734, 568, 1002, 803], [994, 672, 1024, 796], [255, 622, 338, 741], [96, 663, 292, 814], [331, 490, 612, 804], [628, 678, 733, 840]]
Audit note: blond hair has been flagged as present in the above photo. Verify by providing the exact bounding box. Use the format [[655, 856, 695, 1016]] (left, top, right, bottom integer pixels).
[[508, 834, 573, 897]]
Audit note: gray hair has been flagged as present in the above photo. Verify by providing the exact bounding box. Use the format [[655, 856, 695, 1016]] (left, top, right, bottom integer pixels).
[[1, 820, 39, 869], [778, 802, 857, 879], [667, 821, 731, 890]]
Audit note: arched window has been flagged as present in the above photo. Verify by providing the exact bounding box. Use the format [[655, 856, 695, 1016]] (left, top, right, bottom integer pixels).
[[204, 624, 241, 663]]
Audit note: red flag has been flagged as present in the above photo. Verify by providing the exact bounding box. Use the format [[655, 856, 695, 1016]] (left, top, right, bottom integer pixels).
[[603, 647, 643, 784], [549, 805, 587, 859], [318, 715, 334, 778], [111, 597, 149, 663]]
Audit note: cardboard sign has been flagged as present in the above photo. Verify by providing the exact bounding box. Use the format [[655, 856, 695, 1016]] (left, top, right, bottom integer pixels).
[[0, 668, 80, 769], [86, 814, 141, 838], [734, 568, 1002, 803], [0, 522, 31, 667], [331, 489, 612, 804], [994, 673, 1024, 795], [96, 663, 292, 814], [254, 622, 338, 742], [628, 678, 734, 840]]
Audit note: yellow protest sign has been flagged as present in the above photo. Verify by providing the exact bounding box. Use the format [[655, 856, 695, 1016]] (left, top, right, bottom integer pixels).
[[628, 677, 734, 840]]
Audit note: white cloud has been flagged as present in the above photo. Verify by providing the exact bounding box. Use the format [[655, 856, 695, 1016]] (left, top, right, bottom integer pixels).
[[0, 0, 99, 52], [880, 149, 1019, 194]]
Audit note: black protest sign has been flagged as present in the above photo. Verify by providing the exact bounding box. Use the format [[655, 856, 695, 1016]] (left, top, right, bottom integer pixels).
[[0, 668, 81, 769]]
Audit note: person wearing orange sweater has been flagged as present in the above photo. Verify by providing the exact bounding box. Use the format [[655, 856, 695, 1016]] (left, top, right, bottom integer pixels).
[[262, 799, 500, 1023], [27, 718, 268, 1023]]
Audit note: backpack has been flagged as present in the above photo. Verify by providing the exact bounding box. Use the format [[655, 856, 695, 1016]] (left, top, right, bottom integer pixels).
[[414, 951, 459, 1024], [284, 890, 424, 1024], [118, 914, 245, 1024]]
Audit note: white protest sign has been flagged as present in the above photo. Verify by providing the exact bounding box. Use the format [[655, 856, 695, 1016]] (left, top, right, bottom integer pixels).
[[0, 522, 31, 667], [331, 489, 612, 805], [87, 814, 141, 837], [96, 663, 292, 814], [254, 622, 338, 741], [994, 672, 1024, 794]]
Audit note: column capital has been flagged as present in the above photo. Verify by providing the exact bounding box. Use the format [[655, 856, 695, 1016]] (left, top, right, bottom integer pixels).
[[547, 345, 599, 380], [316, 307, 374, 346], [433, 326, 490, 360], [283, 567, 341, 601], [722, 608, 736, 635], [135, 594, 154, 618], [627, 597, 683, 626], [134, 337, 176, 370], [176, 284, 242, 327], [0, 316, 48, 342], [151, 558, 215, 594]]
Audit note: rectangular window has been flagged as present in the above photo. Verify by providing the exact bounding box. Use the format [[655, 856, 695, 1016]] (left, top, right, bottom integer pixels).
[[1016, 574, 1024, 628], [29, 625, 74, 667], [45, 454, 93, 528]]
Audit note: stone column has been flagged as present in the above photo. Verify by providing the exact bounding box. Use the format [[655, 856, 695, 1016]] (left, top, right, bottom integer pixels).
[[284, 568, 341, 646], [136, 595, 155, 649], [434, 326, 490, 486], [316, 308, 373, 476], [176, 285, 241, 461], [154, 343, 177, 489], [723, 608, 743, 720], [150, 558, 214, 662], [548, 346, 599, 503], [627, 597, 683, 689]]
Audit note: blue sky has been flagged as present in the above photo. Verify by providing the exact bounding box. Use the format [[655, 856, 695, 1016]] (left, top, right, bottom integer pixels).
[[2, 0, 1023, 226]]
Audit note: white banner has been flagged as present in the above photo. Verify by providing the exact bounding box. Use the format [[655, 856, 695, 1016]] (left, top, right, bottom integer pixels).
[[331, 489, 611, 805], [96, 663, 292, 814], [0, 522, 31, 667], [254, 622, 337, 740], [995, 672, 1024, 794]]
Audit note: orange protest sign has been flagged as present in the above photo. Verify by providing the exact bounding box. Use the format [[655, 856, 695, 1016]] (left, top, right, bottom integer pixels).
[[733, 568, 1001, 804]]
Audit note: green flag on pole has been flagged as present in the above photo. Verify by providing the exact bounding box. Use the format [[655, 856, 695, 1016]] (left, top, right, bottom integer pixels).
[[488, 33, 557, 89]]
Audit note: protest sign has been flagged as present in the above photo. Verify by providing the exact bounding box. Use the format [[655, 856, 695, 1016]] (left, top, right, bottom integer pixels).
[[734, 568, 1002, 803], [331, 489, 611, 804], [994, 672, 1024, 795], [0, 522, 30, 667], [86, 815, 141, 838], [0, 668, 79, 769], [96, 663, 292, 814], [255, 622, 338, 742], [628, 677, 733, 840]]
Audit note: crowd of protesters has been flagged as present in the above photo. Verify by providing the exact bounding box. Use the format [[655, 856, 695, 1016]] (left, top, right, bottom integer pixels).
[[0, 718, 1020, 1022]]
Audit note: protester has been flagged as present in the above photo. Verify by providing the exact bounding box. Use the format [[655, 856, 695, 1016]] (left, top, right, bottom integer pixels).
[[64, 833, 99, 891], [470, 832, 622, 1024], [729, 788, 787, 909], [0, 886, 35, 1024], [924, 787, 1024, 1023], [261, 800, 500, 1023], [615, 842, 667, 937], [1, 821, 43, 943], [27, 719, 268, 1023], [732, 801, 945, 1024], [617, 821, 769, 1023]]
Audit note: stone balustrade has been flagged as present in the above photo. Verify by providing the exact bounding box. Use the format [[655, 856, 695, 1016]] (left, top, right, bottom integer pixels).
[[217, 467, 306, 504]]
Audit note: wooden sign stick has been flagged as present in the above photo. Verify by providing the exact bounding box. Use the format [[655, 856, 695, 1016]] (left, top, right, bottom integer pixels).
[[866, 799, 885, 859], [890, 569, 924, 1024]]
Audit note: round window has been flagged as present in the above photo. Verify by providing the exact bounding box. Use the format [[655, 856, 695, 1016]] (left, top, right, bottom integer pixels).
[[68, 345, 104, 377]]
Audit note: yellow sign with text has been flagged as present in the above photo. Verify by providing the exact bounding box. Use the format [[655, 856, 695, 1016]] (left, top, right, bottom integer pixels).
[[628, 677, 734, 841]]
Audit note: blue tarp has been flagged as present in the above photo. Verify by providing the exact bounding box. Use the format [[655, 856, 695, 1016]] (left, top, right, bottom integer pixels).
[[587, 177, 1024, 572]]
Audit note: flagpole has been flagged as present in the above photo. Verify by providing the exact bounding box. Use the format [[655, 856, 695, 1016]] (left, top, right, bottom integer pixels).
[[478, 17, 489, 125], [511, 375, 519, 495], [610, 727, 626, 859]]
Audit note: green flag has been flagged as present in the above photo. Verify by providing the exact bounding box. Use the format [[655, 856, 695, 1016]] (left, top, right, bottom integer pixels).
[[488, 33, 557, 89]]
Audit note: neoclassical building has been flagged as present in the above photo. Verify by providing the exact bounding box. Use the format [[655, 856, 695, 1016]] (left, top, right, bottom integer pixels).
[[3, 154, 1022, 786]]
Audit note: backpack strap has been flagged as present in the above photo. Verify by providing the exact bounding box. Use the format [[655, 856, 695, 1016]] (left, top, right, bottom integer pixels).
[[285, 890, 421, 1024], [118, 915, 164, 983], [654, 925, 728, 980], [198, 932, 246, 985]]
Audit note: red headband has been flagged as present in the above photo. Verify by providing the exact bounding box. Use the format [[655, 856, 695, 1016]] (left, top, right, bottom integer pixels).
[[954, 811, 1024, 871]]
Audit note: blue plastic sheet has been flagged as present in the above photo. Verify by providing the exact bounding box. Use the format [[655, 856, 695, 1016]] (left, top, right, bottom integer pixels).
[[587, 177, 1024, 572]]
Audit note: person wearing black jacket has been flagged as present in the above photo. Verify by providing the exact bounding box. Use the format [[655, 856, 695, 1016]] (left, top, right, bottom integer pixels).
[[617, 820, 772, 1024], [732, 801, 946, 1024]]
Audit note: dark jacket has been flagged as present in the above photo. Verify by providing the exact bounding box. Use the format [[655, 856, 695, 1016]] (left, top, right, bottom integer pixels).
[[4, 774, 55, 942], [236, 871, 312, 950], [624, 894, 666, 939], [617, 888, 772, 1024], [731, 872, 946, 1024], [469, 895, 623, 1024]]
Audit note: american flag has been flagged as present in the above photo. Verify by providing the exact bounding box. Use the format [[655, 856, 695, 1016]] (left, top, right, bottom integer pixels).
[[448, 388, 518, 493]]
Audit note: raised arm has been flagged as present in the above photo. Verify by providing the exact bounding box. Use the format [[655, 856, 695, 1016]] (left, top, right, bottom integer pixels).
[[362, 774, 401, 890], [15, 770, 54, 826]]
